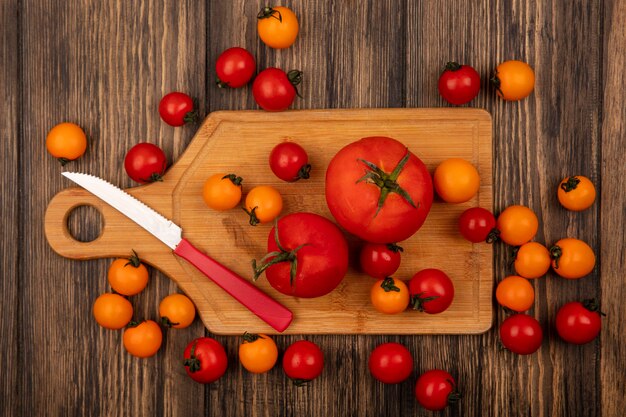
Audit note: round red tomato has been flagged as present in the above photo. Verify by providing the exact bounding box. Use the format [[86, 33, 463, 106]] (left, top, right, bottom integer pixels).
[[415, 369, 461, 411], [499, 314, 543, 355], [215, 47, 256, 88], [368, 343, 413, 384], [124, 143, 168, 184], [158, 92, 197, 127], [282, 340, 324, 383], [253, 212, 349, 298], [269, 141, 311, 182], [555, 299, 603, 344], [252, 68, 302, 111], [458, 207, 498, 243], [359, 243, 402, 279], [438, 62, 481, 105], [408, 269, 455, 314], [325, 137, 433, 243], [183, 337, 228, 384]]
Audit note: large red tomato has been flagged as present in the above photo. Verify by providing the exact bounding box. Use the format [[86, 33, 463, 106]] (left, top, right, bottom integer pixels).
[[325, 137, 433, 243], [253, 212, 349, 298]]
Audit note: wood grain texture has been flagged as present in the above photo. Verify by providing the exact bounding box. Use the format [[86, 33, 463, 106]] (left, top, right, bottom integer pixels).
[[45, 108, 493, 335], [601, 0, 626, 415], [0, 0, 20, 416], [2, 0, 623, 415]]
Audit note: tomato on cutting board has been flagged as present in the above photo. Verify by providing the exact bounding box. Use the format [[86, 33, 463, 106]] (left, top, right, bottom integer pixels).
[[370, 277, 410, 314], [433, 158, 480, 203], [107, 250, 149, 296], [269, 141, 311, 182], [458, 207, 499, 243], [359, 243, 403, 279], [325, 136, 433, 243], [243, 185, 283, 225], [202, 173, 243, 211], [183, 337, 228, 383], [409, 269, 455, 314], [124, 143, 168, 184], [252, 212, 349, 298]]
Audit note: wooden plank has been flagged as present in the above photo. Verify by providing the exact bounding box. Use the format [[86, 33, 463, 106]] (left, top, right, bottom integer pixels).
[[601, 0, 626, 415], [0, 0, 20, 416], [20, 1, 206, 416]]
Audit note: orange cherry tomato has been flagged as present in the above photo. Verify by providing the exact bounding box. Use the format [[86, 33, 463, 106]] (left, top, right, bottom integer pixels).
[[491, 60, 535, 101], [514, 242, 551, 279], [244, 185, 283, 225], [496, 205, 539, 246], [257, 6, 299, 49], [107, 251, 149, 296], [46, 122, 87, 165], [123, 320, 163, 358], [557, 176, 596, 211], [550, 238, 596, 279], [495, 276, 535, 312], [238, 332, 279, 374], [159, 294, 196, 329], [92, 293, 133, 330], [370, 277, 410, 314], [202, 173, 243, 211], [433, 158, 480, 203]]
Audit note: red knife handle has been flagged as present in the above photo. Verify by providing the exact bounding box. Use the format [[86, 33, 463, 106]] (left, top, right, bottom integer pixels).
[[173, 238, 293, 332]]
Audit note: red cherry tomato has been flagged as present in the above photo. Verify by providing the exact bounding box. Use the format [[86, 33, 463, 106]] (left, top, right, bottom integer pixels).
[[359, 243, 403, 279], [438, 62, 481, 105], [124, 143, 168, 184], [415, 369, 461, 411], [408, 269, 455, 314], [269, 142, 311, 182], [499, 314, 543, 355], [282, 340, 324, 384], [555, 299, 603, 344], [368, 343, 413, 384], [158, 92, 197, 127], [458, 207, 498, 243], [183, 337, 228, 384], [215, 47, 256, 88], [252, 68, 302, 111]]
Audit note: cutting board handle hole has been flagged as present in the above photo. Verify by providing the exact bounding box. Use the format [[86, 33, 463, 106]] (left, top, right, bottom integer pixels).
[[66, 205, 103, 243]]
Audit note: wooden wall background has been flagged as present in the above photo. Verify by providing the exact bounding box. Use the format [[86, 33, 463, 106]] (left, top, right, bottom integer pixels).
[[1, 0, 624, 416]]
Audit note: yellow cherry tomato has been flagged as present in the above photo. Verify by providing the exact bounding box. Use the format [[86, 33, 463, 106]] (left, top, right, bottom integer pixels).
[[514, 242, 551, 279], [46, 122, 87, 165], [202, 173, 243, 211], [257, 6, 299, 49], [496, 205, 539, 246], [92, 293, 133, 330], [107, 251, 149, 296], [550, 238, 596, 279], [433, 158, 480, 203], [558, 176, 596, 211], [370, 277, 410, 314], [159, 294, 196, 329], [238, 332, 279, 374], [244, 185, 283, 226], [123, 320, 163, 358], [495, 276, 535, 312], [491, 60, 535, 101]]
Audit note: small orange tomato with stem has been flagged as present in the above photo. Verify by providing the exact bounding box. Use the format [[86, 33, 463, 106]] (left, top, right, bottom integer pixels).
[[202, 173, 243, 211], [550, 238, 596, 279], [123, 320, 163, 358], [496, 205, 539, 246], [370, 277, 410, 314], [92, 293, 133, 330], [557, 176, 596, 211], [238, 332, 279, 374], [490, 60, 535, 101], [495, 276, 535, 312], [244, 186, 283, 226], [257, 6, 299, 49], [514, 242, 551, 279], [107, 250, 149, 296], [46, 122, 87, 165], [433, 158, 480, 203], [159, 294, 196, 329]]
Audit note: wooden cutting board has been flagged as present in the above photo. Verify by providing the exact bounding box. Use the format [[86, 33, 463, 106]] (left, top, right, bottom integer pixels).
[[45, 108, 493, 335]]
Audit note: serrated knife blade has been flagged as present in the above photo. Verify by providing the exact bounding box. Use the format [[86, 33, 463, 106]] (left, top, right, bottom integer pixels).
[[61, 172, 293, 332]]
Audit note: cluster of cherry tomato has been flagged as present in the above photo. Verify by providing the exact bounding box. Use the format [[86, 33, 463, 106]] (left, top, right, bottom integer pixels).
[[92, 250, 197, 358], [183, 334, 324, 385], [202, 141, 310, 226], [438, 59, 535, 105], [369, 343, 460, 411]]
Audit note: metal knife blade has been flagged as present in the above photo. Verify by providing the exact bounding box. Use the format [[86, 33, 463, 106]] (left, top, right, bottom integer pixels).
[[61, 172, 182, 249]]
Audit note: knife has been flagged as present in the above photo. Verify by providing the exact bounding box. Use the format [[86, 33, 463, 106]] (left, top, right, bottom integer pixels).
[[61, 172, 293, 332]]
